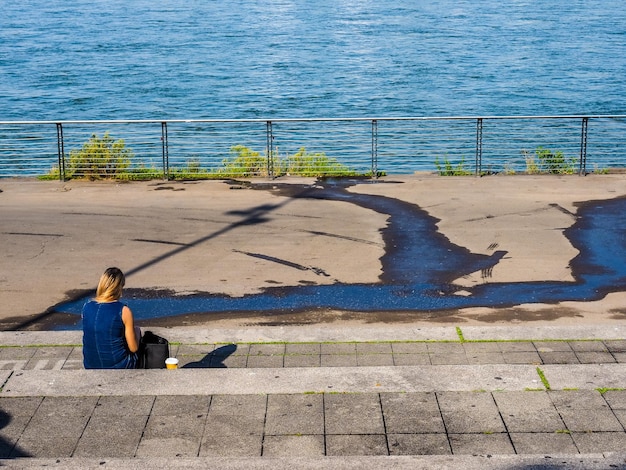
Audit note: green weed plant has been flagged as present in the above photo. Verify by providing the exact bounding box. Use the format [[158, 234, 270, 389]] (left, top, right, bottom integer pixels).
[[172, 145, 357, 179], [216, 145, 269, 177], [67, 132, 133, 179], [280, 147, 357, 177], [524, 146, 577, 174], [44, 140, 365, 180], [435, 156, 473, 176]]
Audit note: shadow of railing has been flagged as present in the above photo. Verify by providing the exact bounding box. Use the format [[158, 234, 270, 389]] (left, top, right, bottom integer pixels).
[[15, 187, 311, 331]]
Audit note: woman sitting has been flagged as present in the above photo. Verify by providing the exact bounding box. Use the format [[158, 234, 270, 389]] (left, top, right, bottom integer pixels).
[[82, 267, 141, 369]]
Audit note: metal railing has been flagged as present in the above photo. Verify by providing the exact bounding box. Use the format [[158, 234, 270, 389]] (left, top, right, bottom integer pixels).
[[0, 116, 624, 180]]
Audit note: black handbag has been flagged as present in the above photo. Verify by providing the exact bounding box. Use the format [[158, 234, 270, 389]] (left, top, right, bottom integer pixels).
[[137, 331, 170, 369]]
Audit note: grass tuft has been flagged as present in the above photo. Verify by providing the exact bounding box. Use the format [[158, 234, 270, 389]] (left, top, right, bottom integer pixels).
[[536, 367, 551, 390], [455, 327, 466, 343], [596, 387, 625, 395]]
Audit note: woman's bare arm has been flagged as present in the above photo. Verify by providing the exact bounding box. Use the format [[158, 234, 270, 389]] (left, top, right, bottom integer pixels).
[[122, 305, 139, 353]]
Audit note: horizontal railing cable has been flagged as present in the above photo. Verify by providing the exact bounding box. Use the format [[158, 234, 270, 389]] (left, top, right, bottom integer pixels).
[[0, 116, 624, 180]]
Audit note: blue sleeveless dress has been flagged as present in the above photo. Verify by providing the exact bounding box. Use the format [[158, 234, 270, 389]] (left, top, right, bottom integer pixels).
[[82, 300, 138, 369]]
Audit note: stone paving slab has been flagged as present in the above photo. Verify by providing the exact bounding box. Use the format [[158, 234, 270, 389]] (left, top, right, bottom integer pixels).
[[325, 393, 385, 435], [492, 391, 566, 432], [4, 391, 626, 460], [265, 394, 324, 435], [509, 432, 579, 454], [448, 433, 515, 455], [541, 364, 626, 390], [438, 391, 506, 434], [380, 392, 445, 434]]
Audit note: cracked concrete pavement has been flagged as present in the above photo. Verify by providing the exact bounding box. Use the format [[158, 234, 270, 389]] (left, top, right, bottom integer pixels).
[[0, 174, 625, 330]]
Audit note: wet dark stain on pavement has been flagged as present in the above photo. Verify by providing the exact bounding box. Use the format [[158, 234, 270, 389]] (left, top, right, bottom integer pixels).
[[39, 179, 626, 330]]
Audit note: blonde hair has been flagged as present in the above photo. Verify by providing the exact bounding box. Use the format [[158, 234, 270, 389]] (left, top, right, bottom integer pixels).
[[95, 267, 125, 303]]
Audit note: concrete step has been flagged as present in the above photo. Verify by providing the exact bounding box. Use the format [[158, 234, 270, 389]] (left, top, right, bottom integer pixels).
[[2, 326, 626, 374], [2, 327, 626, 465], [3, 455, 626, 470], [3, 363, 626, 396], [3, 324, 626, 346], [3, 349, 626, 465]]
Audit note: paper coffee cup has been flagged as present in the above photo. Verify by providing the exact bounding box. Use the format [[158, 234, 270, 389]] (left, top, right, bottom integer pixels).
[[165, 357, 179, 369]]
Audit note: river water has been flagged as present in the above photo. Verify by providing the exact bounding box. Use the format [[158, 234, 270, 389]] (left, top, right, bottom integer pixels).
[[2, 0, 625, 121]]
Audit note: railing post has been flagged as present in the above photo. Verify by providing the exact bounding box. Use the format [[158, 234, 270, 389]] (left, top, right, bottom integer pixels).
[[371, 119, 378, 178], [475, 118, 483, 176], [161, 122, 169, 180], [579, 117, 589, 175], [266, 121, 274, 178], [56, 123, 65, 182]]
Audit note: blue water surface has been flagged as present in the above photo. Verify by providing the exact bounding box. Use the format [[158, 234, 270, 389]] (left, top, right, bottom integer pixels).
[[1, 0, 625, 120]]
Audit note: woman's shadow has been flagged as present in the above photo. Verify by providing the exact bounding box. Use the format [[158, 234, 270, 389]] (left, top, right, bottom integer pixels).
[[0, 410, 30, 458], [181, 344, 237, 368]]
